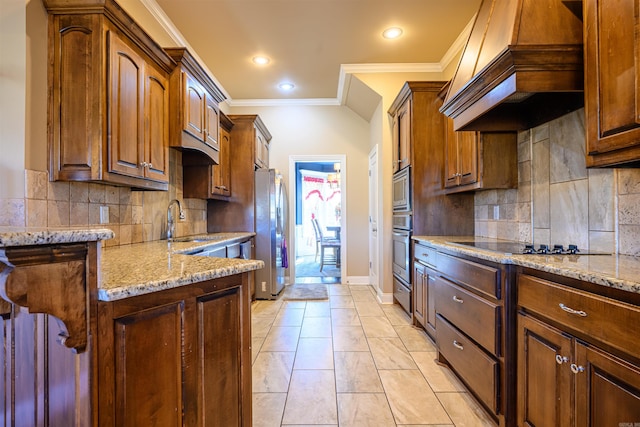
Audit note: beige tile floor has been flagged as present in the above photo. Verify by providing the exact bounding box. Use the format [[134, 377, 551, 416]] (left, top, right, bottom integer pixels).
[[251, 284, 496, 426]]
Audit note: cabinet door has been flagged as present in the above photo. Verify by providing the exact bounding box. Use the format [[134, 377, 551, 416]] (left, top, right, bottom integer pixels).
[[457, 131, 478, 186], [413, 262, 426, 327], [198, 287, 245, 426], [182, 72, 206, 141], [574, 342, 640, 427], [444, 117, 459, 188], [108, 31, 145, 179], [425, 268, 437, 335], [585, 0, 640, 166], [391, 114, 400, 173], [255, 127, 267, 169], [397, 99, 411, 170], [517, 313, 572, 427], [144, 65, 169, 183], [108, 302, 185, 427], [212, 126, 231, 196], [204, 95, 220, 152]]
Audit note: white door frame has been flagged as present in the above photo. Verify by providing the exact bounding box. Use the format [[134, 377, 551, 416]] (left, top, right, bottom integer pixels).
[[288, 154, 347, 281], [368, 145, 379, 289]]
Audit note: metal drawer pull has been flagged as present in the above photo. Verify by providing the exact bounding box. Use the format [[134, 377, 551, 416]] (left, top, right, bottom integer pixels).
[[570, 363, 585, 374], [453, 340, 464, 350], [559, 303, 587, 317], [452, 296, 464, 304], [555, 355, 568, 365]]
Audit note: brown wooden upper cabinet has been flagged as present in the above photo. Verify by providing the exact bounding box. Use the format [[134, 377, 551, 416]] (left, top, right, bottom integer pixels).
[[584, 0, 640, 167], [46, 0, 176, 190], [440, 83, 518, 193], [254, 125, 270, 169], [391, 96, 411, 173], [165, 48, 226, 165], [183, 112, 233, 200]]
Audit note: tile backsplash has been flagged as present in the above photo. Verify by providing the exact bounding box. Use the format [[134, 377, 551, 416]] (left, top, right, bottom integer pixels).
[[475, 108, 640, 256], [1, 150, 207, 247]]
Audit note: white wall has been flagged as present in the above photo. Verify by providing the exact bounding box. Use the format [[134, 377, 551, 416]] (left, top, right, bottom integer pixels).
[[229, 104, 371, 278], [354, 73, 448, 296], [0, 0, 26, 201]]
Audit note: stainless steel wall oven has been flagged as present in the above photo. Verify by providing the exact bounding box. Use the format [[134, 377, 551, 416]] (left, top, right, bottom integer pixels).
[[392, 211, 411, 313], [392, 167, 411, 211]]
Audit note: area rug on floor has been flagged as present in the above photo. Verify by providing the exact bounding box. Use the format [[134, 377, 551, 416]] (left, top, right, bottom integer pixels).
[[282, 283, 329, 300]]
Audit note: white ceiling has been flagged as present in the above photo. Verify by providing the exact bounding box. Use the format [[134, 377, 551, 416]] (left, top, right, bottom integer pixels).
[[145, 0, 481, 106]]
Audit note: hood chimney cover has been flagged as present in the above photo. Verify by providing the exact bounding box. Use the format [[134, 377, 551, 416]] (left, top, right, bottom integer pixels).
[[441, 0, 584, 131]]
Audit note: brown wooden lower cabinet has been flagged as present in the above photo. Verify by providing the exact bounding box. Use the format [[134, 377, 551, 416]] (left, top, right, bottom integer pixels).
[[518, 272, 640, 427], [0, 242, 251, 427], [98, 274, 251, 427]]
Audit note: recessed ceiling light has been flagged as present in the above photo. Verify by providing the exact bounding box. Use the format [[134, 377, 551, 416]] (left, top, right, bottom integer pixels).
[[252, 56, 270, 65], [382, 27, 403, 39], [278, 82, 295, 91]]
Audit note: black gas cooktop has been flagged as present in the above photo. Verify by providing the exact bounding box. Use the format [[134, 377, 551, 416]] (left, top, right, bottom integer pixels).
[[449, 241, 610, 256]]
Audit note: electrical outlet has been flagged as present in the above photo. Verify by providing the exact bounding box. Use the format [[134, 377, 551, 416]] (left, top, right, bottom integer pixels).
[[493, 205, 500, 220], [100, 206, 109, 224], [261, 282, 267, 292]]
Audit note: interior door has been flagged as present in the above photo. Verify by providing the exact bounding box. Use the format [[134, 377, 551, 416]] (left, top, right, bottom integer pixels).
[[368, 146, 379, 289]]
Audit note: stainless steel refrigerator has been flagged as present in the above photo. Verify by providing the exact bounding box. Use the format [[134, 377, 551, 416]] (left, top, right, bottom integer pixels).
[[254, 169, 289, 299]]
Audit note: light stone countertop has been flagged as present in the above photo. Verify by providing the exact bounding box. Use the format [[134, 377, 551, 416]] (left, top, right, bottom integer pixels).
[[0, 226, 114, 247], [0, 228, 263, 302], [413, 236, 640, 295], [99, 232, 263, 301]]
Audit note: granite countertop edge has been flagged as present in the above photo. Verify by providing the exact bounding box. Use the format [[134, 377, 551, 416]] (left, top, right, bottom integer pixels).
[[0, 227, 115, 247], [413, 235, 640, 295]]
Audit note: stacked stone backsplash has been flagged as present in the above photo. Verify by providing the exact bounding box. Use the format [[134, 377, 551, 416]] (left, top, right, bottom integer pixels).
[[475, 108, 640, 256], [2, 150, 207, 247]]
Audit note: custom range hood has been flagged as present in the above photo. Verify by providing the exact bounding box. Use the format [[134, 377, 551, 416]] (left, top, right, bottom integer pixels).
[[441, 0, 584, 131]]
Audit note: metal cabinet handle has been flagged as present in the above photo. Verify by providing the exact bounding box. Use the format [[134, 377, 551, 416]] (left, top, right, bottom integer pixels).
[[420, 252, 429, 257], [555, 355, 569, 365], [452, 296, 464, 304], [559, 303, 587, 317], [140, 161, 148, 168], [570, 363, 585, 374], [453, 340, 464, 350]]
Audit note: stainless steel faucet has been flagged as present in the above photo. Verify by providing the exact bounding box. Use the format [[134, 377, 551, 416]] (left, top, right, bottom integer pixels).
[[167, 199, 186, 242]]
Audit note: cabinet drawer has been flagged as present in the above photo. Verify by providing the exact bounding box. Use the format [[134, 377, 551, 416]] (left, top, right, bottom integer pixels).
[[518, 274, 640, 357], [393, 276, 411, 314], [414, 243, 437, 268], [437, 315, 499, 414], [438, 253, 500, 299], [435, 277, 500, 355]]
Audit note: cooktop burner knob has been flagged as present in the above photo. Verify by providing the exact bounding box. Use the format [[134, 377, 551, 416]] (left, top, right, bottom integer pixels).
[[537, 244, 549, 254], [523, 244, 535, 254], [553, 244, 564, 254], [567, 244, 580, 254]]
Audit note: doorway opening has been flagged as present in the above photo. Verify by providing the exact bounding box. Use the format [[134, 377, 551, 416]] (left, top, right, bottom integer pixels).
[[290, 157, 345, 284]]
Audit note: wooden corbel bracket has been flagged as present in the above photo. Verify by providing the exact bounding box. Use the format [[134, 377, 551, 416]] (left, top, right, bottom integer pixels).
[[0, 244, 89, 353]]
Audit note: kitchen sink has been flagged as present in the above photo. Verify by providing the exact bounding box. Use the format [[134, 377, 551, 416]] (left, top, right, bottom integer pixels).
[[172, 236, 225, 243]]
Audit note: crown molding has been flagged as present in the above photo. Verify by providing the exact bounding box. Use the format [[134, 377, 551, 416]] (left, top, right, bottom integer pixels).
[[139, 0, 231, 100], [439, 14, 475, 72]]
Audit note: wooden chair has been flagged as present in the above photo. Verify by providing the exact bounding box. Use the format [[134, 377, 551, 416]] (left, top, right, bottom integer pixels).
[[311, 218, 341, 271]]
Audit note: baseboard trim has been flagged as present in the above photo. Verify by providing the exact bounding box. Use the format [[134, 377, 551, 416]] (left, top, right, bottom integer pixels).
[[344, 276, 369, 285], [376, 290, 395, 305]]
